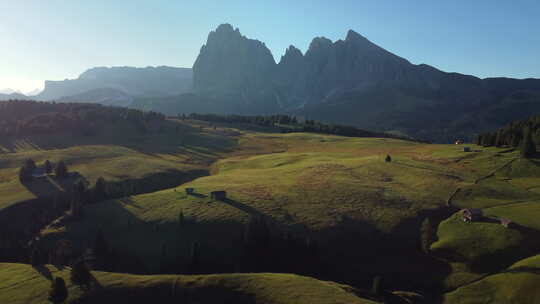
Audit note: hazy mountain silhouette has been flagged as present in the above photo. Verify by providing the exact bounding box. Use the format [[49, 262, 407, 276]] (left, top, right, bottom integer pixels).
[[37, 66, 193, 101]]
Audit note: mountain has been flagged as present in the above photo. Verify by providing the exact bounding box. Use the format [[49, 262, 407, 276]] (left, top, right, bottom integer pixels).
[[37, 66, 193, 101], [192, 24, 278, 113], [0, 92, 29, 101], [0, 88, 21, 95], [57, 87, 133, 107], [25, 88, 42, 96], [186, 24, 540, 142]]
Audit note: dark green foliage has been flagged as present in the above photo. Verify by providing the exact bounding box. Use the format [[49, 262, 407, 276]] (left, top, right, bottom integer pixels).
[[19, 166, 32, 183], [19, 158, 37, 183], [372, 275, 383, 295], [520, 127, 537, 158], [0, 99, 165, 137], [93, 229, 109, 270], [25, 159, 37, 171], [178, 210, 185, 226], [48, 277, 68, 304], [44, 160, 53, 174], [420, 218, 436, 254], [71, 260, 91, 289], [31, 248, 41, 266], [477, 114, 540, 149], [93, 177, 107, 201], [55, 161, 68, 179], [187, 113, 410, 140], [74, 180, 86, 201]]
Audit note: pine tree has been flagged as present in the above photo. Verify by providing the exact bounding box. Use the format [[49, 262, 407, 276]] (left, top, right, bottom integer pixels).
[[385, 155, 392, 163], [93, 177, 107, 201], [48, 277, 68, 304], [25, 158, 36, 172], [44, 160, 53, 174], [420, 218, 436, 254], [93, 229, 109, 269], [31, 248, 41, 267], [372, 275, 383, 296], [520, 127, 537, 158], [178, 210, 185, 226], [71, 260, 91, 290], [19, 166, 32, 183], [55, 161, 68, 179]]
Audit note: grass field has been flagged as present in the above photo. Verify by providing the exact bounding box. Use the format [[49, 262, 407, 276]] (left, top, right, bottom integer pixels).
[[0, 263, 378, 304], [4, 119, 540, 302], [0, 119, 239, 209]]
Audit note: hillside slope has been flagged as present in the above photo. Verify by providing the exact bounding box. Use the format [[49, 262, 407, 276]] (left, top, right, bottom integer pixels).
[[0, 263, 378, 304]]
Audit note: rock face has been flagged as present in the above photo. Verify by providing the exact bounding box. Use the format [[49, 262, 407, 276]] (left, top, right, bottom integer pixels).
[[193, 24, 276, 106], [37, 66, 193, 101], [188, 24, 540, 142], [193, 25, 450, 109]]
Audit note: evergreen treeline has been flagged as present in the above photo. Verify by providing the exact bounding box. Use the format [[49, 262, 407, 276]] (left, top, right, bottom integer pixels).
[[186, 113, 411, 140], [0, 99, 164, 136], [476, 114, 539, 157]]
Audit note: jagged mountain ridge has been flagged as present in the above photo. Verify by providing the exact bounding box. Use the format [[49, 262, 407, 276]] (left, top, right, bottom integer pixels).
[[186, 24, 540, 142]]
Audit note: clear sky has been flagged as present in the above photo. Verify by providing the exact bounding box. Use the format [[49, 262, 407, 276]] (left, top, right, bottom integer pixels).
[[1, 0, 539, 93]]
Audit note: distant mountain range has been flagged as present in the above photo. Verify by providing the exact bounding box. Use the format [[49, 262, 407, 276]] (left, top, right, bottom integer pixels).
[[36, 66, 192, 101], [3, 24, 539, 142]]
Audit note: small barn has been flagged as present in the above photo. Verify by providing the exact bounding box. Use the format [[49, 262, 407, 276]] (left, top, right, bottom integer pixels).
[[463, 147, 471, 152], [462, 208, 483, 222], [210, 191, 227, 200], [185, 187, 194, 194]]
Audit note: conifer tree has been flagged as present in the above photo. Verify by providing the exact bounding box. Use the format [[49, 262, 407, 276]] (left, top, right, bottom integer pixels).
[[71, 260, 91, 290], [521, 127, 537, 158], [31, 248, 41, 267], [44, 160, 53, 174], [48, 277, 68, 304], [93, 177, 107, 201], [55, 161, 68, 179]]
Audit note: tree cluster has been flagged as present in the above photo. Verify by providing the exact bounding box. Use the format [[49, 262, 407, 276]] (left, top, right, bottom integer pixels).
[[476, 114, 539, 158], [0, 99, 164, 137], [186, 113, 405, 140]]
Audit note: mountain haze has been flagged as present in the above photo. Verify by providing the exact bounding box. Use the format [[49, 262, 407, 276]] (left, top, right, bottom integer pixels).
[[37, 66, 193, 101]]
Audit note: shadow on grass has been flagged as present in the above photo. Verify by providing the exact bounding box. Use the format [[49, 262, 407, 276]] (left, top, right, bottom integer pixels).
[[33, 265, 53, 281], [220, 198, 264, 218]]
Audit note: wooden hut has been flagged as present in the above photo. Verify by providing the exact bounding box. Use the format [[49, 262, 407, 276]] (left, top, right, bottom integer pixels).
[[210, 191, 227, 200], [185, 187, 194, 194], [462, 208, 483, 222]]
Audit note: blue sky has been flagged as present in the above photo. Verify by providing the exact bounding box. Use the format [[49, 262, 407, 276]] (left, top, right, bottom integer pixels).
[[0, 0, 539, 92]]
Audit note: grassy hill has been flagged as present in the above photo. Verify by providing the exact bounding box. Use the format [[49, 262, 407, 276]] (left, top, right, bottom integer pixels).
[[0, 263, 378, 304], [3, 107, 540, 302], [39, 132, 519, 291]]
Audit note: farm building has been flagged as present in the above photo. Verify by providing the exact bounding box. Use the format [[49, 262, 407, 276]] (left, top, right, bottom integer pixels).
[[462, 208, 483, 222], [211, 191, 227, 200], [185, 187, 194, 194], [455, 140, 464, 145], [463, 147, 471, 152]]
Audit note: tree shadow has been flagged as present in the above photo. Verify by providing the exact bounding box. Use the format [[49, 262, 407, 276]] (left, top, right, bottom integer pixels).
[[33, 264, 53, 281], [220, 198, 264, 218], [21, 172, 88, 199]]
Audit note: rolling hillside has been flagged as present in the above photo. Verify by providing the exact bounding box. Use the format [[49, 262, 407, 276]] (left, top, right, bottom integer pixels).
[[0, 263, 379, 304]]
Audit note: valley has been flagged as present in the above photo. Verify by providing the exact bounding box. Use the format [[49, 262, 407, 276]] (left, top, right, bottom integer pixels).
[[2, 105, 539, 303]]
